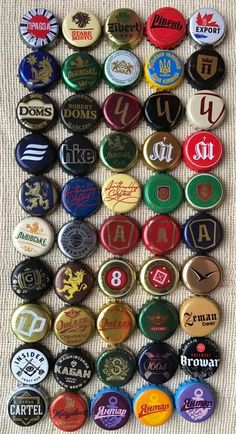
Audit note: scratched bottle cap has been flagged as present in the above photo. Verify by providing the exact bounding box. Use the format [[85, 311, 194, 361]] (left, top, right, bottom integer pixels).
[[62, 9, 101, 49], [133, 384, 173, 426], [16, 93, 57, 132], [97, 258, 137, 298], [103, 50, 142, 90], [174, 380, 216, 422], [53, 348, 94, 390], [138, 299, 179, 341], [57, 220, 97, 260], [146, 7, 186, 49], [100, 132, 138, 172], [19, 51, 60, 92], [100, 215, 140, 254], [185, 47, 225, 90], [185, 173, 224, 211], [102, 173, 141, 213], [142, 215, 181, 255], [61, 177, 100, 219], [179, 296, 221, 337], [18, 176, 58, 216], [144, 50, 184, 91], [62, 53, 101, 92], [142, 131, 181, 171], [12, 217, 54, 257], [188, 8, 226, 47], [183, 131, 223, 172], [143, 173, 183, 214], [11, 302, 52, 343], [60, 94, 101, 134], [59, 135, 98, 176], [186, 90, 226, 130], [183, 212, 223, 253], [49, 391, 89, 431], [19, 9, 59, 49], [91, 387, 132, 429], [54, 261, 94, 304], [104, 9, 143, 49], [179, 337, 220, 379], [139, 256, 179, 296], [15, 134, 57, 175], [54, 305, 95, 346], [7, 385, 48, 426], [96, 346, 135, 387], [137, 342, 179, 384], [96, 301, 136, 345], [143, 92, 184, 131], [182, 255, 222, 295], [102, 92, 142, 131]]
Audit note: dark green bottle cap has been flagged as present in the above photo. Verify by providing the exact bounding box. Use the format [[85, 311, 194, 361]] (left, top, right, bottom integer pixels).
[[138, 299, 179, 341], [103, 50, 142, 90], [100, 132, 138, 172], [96, 346, 136, 387], [185, 173, 224, 211], [143, 173, 183, 213], [62, 53, 101, 93]]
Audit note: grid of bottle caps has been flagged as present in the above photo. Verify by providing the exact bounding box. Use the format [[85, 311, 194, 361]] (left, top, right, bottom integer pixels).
[[9, 6, 226, 430]]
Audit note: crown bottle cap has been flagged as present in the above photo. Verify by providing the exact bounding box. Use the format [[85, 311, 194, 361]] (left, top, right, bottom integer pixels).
[[19, 51, 60, 92], [142, 215, 181, 255], [59, 135, 98, 176], [189, 8, 226, 46], [100, 132, 138, 172], [102, 92, 142, 131], [62, 53, 101, 92], [7, 385, 48, 426], [19, 9, 59, 49], [144, 50, 184, 90], [137, 342, 178, 384], [186, 90, 226, 130], [138, 299, 179, 341], [183, 212, 223, 253], [54, 261, 94, 304], [133, 384, 173, 426], [15, 134, 57, 175], [11, 302, 52, 343], [12, 217, 54, 257], [96, 346, 135, 387], [60, 94, 101, 134], [100, 215, 140, 254], [62, 9, 101, 49], [96, 302, 136, 345], [103, 50, 142, 90], [179, 337, 220, 379], [143, 173, 183, 213], [57, 220, 97, 260], [146, 7, 186, 49], [91, 387, 132, 429], [102, 173, 141, 213], [139, 256, 179, 296], [61, 177, 100, 218], [182, 255, 222, 295], [54, 305, 95, 346], [143, 92, 184, 131], [18, 176, 58, 216], [185, 47, 225, 90], [16, 93, 57, 132], [97, 258, 137, 298], [53, 348, 94, 390], [142, 131, 181, 171], [179, 296, 221, 336], [183, 131, 223, 172], [185, 173, 224, 211], [104, 9, 143, 49], [49, 391, 89, 430]]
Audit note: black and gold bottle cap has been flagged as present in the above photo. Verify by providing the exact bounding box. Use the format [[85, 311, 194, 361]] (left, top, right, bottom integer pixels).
[[139, 256, 179, 296], [104, 9, 143, 49], [11, 302, 52, 343], [182, 255, 222, 295], [143, 131, 181, 171], [96, 345, 136, 387], [54, 305, 95, 346], [97, 258, 137, 298], [16, 93, 57, 132]]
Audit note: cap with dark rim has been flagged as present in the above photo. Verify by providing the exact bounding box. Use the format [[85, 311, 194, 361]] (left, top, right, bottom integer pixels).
[[138, 299, 179, 341], [96, 346, 136, 387], [100, 132, 138, 172], [7, 385, 48, 426], [61, 177, 100, 218], [18, 176, 58, 216], [54, 261, 94, 304], [185, 47, 225, 90], [18, 51, 60, 92], [179, 337, 220, 379], [15, 134, 57, 175], [53, 348, 94, 390], [59, 135, 98, 176], [60, 94, 101, 134], [16, 93, 57, 132], [183, 212, 223, 253], [57, 220, 97, 260], [102, 92, 142, 131], [143, 92, 184, 131]]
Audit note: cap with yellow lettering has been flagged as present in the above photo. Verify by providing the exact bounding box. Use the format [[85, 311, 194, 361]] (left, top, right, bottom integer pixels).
[[183, 213, 223, 253], [62, 10, 101, 49], [179, 296, 221, 336], [133, 384, 173, 426], [144, 50, 184, 90], [11, 303, 52, 343], [100, 215, 140, 254]]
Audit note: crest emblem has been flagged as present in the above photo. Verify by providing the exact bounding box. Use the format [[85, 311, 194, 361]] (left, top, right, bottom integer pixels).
[[197, 184, 212, 200], [157, 186, 170, 202], [196, 55, 218, 80]]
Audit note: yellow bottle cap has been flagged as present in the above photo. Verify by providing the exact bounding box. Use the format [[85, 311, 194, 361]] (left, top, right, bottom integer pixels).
[[133, 384, 173, 426], [96, 301, 136, 344], [104, 9, 143, 49], [54, 306, 95, 346], [62, 10, 101, 49], [102, 173, 141, 213], [11, 302, 52, 343], [144, 50, 184, 91], [179, 296, 221, 337]]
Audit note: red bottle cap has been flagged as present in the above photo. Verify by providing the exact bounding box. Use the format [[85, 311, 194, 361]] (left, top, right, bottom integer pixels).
[[49, 391, 88, 431], [146, 7, 186, 49], [183, 131, 223, 172], [100, 215, 140, 254], [102, 92, 142, 132], [142, 215, 181, 255]]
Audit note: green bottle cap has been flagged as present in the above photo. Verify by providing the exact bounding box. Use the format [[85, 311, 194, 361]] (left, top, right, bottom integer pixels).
[[138, 299, 179, 341], [185, 173, 224, 211], [143, 173, 183, 213], [62, 53, 101, 93], [100, 132, 138, 172], [103, 50, 142, 90], [96, 346, 136, 386]]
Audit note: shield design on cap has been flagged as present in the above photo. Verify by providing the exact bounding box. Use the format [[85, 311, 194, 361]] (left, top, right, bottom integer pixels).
[[197, 184, 212, 201], [196, 55, 218, 80], [157, 186, 170, 202]]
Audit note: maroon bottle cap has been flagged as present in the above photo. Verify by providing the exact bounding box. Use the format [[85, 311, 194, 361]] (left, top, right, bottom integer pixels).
[[142, 215, 181, 255], [102, 92, 142, 131], [100, 215, 140, 254], [54, 262, 94, 304]]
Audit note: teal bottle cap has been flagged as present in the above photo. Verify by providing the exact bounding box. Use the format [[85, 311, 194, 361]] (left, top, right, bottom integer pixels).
[[185, 173, 224, 211], [96, 346, 136, 387], [100, 132, 138, 172], [62, 53, 101, 92], [103, 50, 142, 90], [138, 299, 179, 341], [143, 173, 183, 213]]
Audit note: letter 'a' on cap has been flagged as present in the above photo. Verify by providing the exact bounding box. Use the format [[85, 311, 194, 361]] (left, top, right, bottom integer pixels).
[[104, 9, 143, 49], [183, 212, 223, 253], [183, 131, 223, 172], [142, 215, 181, 255], [133, 384, 174, 426], [179, 337, 220, 379], [100, 215, 140, 254], [91, 387, 132, 429], [19, 9, 59, 49], [146, 7, 186, 49], [62, 9, 101, 49], [188, 8, 226, 47]]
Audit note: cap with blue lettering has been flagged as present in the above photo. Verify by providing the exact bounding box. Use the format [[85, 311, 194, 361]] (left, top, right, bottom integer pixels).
[[59, 135, 98, 176], [61, 177, 100, 218], [19, 176, 58, 216], [19, 52, 60, 92], [183, 212, 223, 253], [15, 134, 57, 175]]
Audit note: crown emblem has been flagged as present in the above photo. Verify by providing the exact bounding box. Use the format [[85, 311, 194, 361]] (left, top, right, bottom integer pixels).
[[148, 313, 168, 325], [159, 59, 171, 75], [26, 222, 43, 234], [24, 246, 33, 252], [65, 309, 81, 319]]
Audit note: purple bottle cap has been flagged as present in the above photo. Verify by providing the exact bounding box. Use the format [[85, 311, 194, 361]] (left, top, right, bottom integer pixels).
[[102, 92, 142, 132]]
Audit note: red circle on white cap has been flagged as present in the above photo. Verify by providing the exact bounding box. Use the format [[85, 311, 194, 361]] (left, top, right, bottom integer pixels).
[[146, 7, 186, 49], [183, 131, 223, 172]]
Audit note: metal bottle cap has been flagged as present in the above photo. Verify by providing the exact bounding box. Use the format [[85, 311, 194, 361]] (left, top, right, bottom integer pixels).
[[97, 258, 137, 298], [104, 9, 143, 49], [96, 302, 136, 345], [179, 296, 221, 336], [11, 302, 52, 343], [182, 255, 222, 294], [139, 256, 179, 296], [143, 131, 181, 171], [54, 306, 95, 346]]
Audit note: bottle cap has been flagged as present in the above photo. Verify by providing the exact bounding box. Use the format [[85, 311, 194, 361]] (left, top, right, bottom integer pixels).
[[133, 384, 173, 426], [182, 255, 222, 294], [16, 93, 57, 132], [185, 173, 224, 211], [59, 135, 98, 176], [100, 132, 138, 172], [12, 217, 54, 257], [142, 215, 181, 255], [179, 296, 221, 336], [60, 94, 101, 134], [186, 90, 226, 130], [139, 256, 179, 297], [7, 385, 48, 426], [100, 215, 140, 254], [97, 258, 136, 298], [183, 212, 223, 253], [11, 258, 53, 301], [11, 302, 52, 343], [49, 391, 88, 431], [174, 380, 216, 422], [19, 9, 59, 49], [102, 173, 141, 213], [10, 343, 51, 385], [104, 9, 143, 49], [138, 299, 179, 341], [137, 342, 178, 384], [18, 176, 58, 216], [103, 50, 142, 90], [144, 50, 184, 91], [15, 134, 57, 175], [179, 337, 220, 379], [183, 131, 223, 172], [143, 173, 183, 214], [57, 220, 97, 260], [54, 306, 95, 346], [185, 47, 225, 90], [53, 348, 94, 390], [146, 7, 186, 49], [62, 53, 101, 92], [91, 387, 132, 429], [96, 302, 136, 345], [102, 92, 142, 131], [96, 346, 135, 387], [143, 92, 184, 131], [54, 261, 94, 304], [189, 8, 226, 46], [142, 131, 181, 171], [62, 9, 101, 49], [61, 177, 100, 218], [18, 51, 60, 92]]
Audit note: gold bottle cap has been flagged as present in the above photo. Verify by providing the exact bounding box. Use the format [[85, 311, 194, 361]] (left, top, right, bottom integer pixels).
[[11, 303, 52, 343], [182, 255, 222, 295], [179, 296, 221, 337], [102, 173, 141, 213], [139, 256, 179, 296], [62, 10, 101, 49], [98, 258, 137, 298], [54, 306, 95, 346], [104, 9, 143, 49], [96, 301, 136, 344], [143, 132, 181, 171]]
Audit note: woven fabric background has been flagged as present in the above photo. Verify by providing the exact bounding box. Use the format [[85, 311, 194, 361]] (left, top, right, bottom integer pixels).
[[0, 0, 235, 432]]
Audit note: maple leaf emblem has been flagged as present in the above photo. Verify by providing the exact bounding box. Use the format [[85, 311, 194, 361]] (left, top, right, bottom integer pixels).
[[196, 12, 219, 27]]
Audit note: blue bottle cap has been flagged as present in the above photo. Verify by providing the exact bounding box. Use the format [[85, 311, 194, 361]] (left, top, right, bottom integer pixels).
[[133, 384, 174, 426], [183, 212, 223, 253], [57, 220, 97, 260], [15, 134, 57, 174], [18, 176, 58, 216], [61, 177, 100, 219], [19, 51, 60, 92]]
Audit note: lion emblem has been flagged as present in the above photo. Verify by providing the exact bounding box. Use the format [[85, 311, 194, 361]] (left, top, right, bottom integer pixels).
[[56, 268, 88, 301], [24, 181, 49, 211]]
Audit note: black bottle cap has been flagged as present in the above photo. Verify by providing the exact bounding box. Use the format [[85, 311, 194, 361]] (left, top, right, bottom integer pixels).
[[59, 135, 98, 176], [143, 92, 184, 131], [60, 94, 101, 134], [7, 385, 48, 426], [16, 93, 57, 132], [185, 47, 225, 90], [179, 337, 220, 379], [53, 348, 94, 390]]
